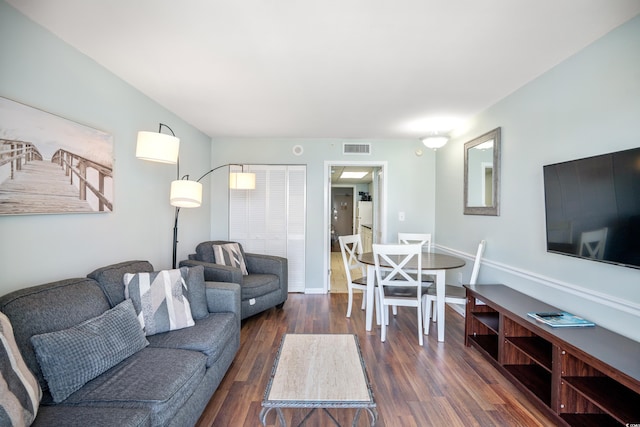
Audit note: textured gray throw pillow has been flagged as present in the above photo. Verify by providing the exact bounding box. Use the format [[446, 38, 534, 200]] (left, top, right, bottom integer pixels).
[[212, 243, 249, 275], [124, 268, 195, 336], [30, 299, 148, 403]]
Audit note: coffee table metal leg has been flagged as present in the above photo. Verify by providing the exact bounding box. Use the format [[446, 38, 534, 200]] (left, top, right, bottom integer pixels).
[[259, 407, 287, 426], [259, 407, 270, 426], [295, 408, 317, 427], [367, 407, 379, 426], [353, 407, 379, 426], [275, 408, 287, 426], [321, 408, 340, 426]]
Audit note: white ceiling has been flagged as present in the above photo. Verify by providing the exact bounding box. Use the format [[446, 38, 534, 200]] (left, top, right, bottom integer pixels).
[[8, 1, 640, 139]]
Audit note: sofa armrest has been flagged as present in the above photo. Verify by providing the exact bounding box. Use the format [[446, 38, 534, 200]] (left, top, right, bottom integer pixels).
[[204, 281, 241, 320], [179, 259, 244, 284]]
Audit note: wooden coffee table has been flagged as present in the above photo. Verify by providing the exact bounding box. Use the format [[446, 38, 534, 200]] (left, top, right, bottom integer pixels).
[[260, 334, 377, 426]]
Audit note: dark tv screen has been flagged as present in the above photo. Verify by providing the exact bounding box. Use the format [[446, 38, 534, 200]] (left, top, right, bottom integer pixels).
[[543, 147, 640, 269]]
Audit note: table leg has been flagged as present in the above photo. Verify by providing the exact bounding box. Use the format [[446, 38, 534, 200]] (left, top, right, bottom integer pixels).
[[353, 407, 379, 427], [260, 407, 286, 426], [366, 264, 375, 331], [435, 269, 446, 342]]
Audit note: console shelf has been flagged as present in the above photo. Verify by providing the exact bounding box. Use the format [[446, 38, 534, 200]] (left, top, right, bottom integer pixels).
[[468, 334, 498, 360], [465, 285, 640, 426], [472, 311, 499, 332], [504, 364, 552, 405], [506, 336, 552, 371]]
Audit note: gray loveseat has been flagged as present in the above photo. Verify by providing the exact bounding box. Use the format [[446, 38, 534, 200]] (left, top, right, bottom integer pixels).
[[0, 260, 241, 427], [179, 241, 288, 320]]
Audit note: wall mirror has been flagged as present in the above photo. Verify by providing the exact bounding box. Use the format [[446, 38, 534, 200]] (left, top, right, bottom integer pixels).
[[464, 127, 501, 216]]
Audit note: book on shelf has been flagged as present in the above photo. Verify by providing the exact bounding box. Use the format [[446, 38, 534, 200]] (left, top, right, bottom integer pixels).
[[527, 311, 595, 328]]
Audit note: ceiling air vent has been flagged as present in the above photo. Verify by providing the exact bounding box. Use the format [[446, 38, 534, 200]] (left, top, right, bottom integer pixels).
[[343, 143, 371, 155]]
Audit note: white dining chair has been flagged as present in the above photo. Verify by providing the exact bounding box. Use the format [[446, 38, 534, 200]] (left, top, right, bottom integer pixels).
[[398, 232, 435, 289], [397, 232, 432, 251], [422, 240, 486, 335], [579, 227, 608, 260], [339, 234, 376, 318], [373, 243, 426, 346]]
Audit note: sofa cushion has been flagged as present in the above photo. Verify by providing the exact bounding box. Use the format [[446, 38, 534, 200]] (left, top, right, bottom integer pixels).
[[0, 312, 42, 427], [241, 273, 280, 300], [33, 406, 151, 427], [0, 278, 112, 393], [124, 269, 195, 336], [30, 299, 148, 403], [87, 260, 154, 307], [184, 265, 208, 320], [62, 347, 206, 427], [212, 243, 248, 275], [146, 312, 238, 368]]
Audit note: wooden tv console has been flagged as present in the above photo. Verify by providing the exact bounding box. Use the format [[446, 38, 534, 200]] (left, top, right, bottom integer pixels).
[[464, 284, 640, 426]]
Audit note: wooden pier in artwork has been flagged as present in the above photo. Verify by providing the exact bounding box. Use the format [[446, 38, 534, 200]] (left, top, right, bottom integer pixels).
[[0, 139, 113, 215]]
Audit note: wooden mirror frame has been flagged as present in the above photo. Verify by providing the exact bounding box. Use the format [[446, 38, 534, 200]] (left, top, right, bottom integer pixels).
[[464, 127, 501, 216]]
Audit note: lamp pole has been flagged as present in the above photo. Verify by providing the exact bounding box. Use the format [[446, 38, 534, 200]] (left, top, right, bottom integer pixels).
[[171, 164, 247, 268]]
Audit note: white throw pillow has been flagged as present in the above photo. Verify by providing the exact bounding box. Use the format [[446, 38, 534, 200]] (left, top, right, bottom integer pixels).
[[212, 243, 249, 275], [1, 311, 42, 425], [123, 268, 195, 336]]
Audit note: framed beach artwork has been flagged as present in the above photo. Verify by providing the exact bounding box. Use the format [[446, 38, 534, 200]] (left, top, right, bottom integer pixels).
[[0, 96, 113, 215]]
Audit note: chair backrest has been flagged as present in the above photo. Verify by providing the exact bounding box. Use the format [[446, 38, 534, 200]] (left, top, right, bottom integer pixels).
[[398, 232, 432, 251], [579, 227, 608, 259], [338, 234, 365, 282], [373, 243, 423, 296], [469, 240, 486, 285]]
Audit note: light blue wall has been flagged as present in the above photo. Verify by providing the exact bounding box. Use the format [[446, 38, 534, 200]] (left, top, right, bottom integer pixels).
[[0, 1, 212, 292], [436, 16, 640, 341], [3, 0, 637, 342], [207, 139, 436, 291]]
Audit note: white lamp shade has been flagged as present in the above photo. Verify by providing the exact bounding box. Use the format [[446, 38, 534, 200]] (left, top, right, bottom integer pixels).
[[170, 180, 202, 208], [136, 131, 180, 164], [229, 172, 256, 190], [422, 136, 449, 149]]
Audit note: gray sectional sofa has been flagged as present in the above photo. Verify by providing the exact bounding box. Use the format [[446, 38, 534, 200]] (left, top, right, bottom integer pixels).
[[0, 260, 241, 427], [179, 240, 288, 320]]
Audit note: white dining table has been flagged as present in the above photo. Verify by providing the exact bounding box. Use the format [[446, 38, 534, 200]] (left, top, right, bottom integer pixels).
[[358, 251, 466, 342]]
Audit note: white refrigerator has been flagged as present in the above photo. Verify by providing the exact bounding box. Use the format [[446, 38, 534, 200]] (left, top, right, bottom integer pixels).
[[356, 201, 372, 230], [356, 201, 373, 252]]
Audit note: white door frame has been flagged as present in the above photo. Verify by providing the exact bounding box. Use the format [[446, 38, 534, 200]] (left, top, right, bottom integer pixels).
[[323, 160, 388, 294]]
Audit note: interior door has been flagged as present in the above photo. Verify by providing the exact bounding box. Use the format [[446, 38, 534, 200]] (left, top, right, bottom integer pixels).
[[331, 189, 354, 251]]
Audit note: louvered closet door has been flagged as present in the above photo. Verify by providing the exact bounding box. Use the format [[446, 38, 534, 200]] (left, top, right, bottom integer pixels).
[[286, 166, 306, 292], [229, 165, 306, 292]]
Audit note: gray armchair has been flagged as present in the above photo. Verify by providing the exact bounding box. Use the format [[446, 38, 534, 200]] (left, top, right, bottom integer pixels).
[[179, 240, 288, 320]]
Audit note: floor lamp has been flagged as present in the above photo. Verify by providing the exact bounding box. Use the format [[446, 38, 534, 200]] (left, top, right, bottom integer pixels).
[[136, 123, 255, 268]]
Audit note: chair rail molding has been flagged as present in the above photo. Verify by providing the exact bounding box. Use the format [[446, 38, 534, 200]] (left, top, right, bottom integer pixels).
[[435, 244, 640, 317]]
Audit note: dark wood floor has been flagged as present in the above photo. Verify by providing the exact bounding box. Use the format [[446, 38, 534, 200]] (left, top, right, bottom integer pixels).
[[195, 293, 556, 426]]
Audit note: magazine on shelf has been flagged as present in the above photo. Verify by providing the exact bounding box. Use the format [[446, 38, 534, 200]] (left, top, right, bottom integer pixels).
[[527, 311, 595, 328]]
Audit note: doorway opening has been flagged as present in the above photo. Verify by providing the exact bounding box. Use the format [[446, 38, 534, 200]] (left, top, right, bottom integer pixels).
[[330, 185, 357, 252], [323, 161, 387, 294]]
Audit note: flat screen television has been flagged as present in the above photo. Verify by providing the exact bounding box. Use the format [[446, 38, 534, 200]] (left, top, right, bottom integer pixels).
[[543, 147, 640, 269]]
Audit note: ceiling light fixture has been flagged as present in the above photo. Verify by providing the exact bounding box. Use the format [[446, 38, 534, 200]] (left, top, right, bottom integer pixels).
[[422, 135, 449, 150], [340, 171, 369, 179]]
